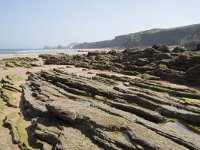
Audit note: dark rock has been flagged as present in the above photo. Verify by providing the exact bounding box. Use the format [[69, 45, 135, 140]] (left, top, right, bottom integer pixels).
[[39, 45, 200, 85], [196, 43, 200, 51], [185, 64, 200, 85], [155, 53, 171, 60], [123, 48, 140, 55], [152, 44, 170, 53], [107, 50, 117, 55], [135, 58, 149, 66], [87, 50, 107, 56], [172, 47, 186, 53]]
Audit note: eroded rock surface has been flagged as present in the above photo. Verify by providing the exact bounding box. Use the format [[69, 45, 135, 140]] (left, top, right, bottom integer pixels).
[[39, 45, 200, 86], [22, 67, 200, 150]]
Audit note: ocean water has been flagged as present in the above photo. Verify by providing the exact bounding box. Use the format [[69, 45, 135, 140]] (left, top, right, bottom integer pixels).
[[0, 49, 77, 54]]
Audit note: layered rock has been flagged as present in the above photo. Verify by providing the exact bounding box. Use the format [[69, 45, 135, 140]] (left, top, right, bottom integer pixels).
[[22, 68, 200, 149], [39, 45, 200, 86]]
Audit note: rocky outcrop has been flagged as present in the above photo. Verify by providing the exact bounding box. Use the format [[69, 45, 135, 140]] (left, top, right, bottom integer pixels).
[[185, 64, 200, 85], [0, 57, 38, 68], [4, 112, 31, 150], [39, 45, 200, 86], [0, 75, 22, 108], [22, 68, 200, 149]]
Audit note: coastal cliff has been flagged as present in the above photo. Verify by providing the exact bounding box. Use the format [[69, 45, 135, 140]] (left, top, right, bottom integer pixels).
[[73, 24, 200, 49]]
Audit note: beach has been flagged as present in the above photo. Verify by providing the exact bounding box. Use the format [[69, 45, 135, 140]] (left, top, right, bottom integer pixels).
[[0, 47, 200, 149], [0, 50, 133, 149], [0, 51, 88, 149]]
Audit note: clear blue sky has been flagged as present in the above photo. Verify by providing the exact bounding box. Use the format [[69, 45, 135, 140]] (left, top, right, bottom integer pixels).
[[0, 0, 200, 49]]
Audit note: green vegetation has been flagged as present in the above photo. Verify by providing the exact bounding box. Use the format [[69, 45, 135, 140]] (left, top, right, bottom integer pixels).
[[0, 57, 38, 68], [6, 74, 23, 82], [141, 28, 163, 34], [2, 83, 21, 92], [4, 112, 31, 150], [185, 124, 200, 134], [1, 77, 14, 85], [179, 97, 200, 104], [39, 53, 52, 59], [0, 98, 6, 113], [0, 74, 23, 107], [111, 130, 120, 136], [178, 120, 200, 134], [1, 89, 18, 108]]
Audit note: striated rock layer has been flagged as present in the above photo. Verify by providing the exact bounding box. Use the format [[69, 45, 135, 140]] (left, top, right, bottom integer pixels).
[[39, 45, 200, 86], [22, 66, 200, 150]]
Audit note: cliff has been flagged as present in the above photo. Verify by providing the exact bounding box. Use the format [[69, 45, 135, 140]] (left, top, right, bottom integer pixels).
[[73, 23, 200, 49]]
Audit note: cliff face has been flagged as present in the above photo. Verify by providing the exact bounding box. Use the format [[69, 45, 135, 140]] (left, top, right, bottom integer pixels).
[[181, 28, 200, 50], [73, 24, 200, 49]]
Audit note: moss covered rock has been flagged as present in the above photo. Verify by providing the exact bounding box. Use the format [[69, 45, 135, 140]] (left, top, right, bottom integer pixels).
[[4, 112, 31, 150]]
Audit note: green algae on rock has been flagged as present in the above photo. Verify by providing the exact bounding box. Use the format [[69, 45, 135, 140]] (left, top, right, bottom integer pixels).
[[4, 112, 31, 150], [0, 98, 6, 113], [0, 75, 22, 108], [1, 89, 18, 108], [0, 57, 38, 68]]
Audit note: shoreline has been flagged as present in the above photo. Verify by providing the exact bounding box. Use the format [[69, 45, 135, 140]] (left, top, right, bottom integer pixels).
[[0, 52, 84, 59], [0, 48, 114, 59], [0, 48, 112, 56]]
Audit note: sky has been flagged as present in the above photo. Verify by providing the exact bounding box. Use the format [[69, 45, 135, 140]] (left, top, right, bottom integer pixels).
[[0, 0, 200, 49]]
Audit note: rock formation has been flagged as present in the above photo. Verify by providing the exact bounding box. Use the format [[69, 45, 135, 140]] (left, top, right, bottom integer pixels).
[[40, 45, 200, 86], [0, 45, 195, 149], [22, 61, 200, 149]]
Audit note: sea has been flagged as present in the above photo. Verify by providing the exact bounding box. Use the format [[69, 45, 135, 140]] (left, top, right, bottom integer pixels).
[[0, 49, 77, 55]]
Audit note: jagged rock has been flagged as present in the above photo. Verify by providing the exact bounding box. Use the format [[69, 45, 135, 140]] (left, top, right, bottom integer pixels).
[[123, 48, 140, 55], [155, 53, 171, 60], [22, 69, 200, 149], [172, 47, 186, 53], [39, 46, 200, 85], [152, 44, 170, 53], [20, 45, 200, 149], [88, 50, 107, 56], [107, 50, 117, 55], [135, 58, 149, 66], [185, 64, 200, 85]]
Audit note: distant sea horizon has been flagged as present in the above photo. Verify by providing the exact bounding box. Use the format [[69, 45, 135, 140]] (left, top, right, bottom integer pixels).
[[0, 48, 77, 54]]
